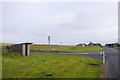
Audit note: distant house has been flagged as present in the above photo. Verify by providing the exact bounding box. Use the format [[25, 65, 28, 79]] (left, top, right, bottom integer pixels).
[[105, 43, 120, 47], [76, 42, 102, 47], [95, 43, 102, 46], [76, 43, 87, 47], [88, 42, 94, 46], [88, 42, 102, 47]]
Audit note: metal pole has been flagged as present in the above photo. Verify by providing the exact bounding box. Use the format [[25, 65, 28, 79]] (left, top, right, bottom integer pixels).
[[61, 42, 62, 53], [48, 36, 50, 51]]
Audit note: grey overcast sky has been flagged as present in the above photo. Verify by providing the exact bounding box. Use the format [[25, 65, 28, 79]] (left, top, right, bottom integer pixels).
[[2, 2, 118, 45]]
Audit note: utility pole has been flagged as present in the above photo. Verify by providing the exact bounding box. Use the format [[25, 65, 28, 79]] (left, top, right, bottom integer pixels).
[[48, 36, 50, 51], [61, 42, 62, 53]]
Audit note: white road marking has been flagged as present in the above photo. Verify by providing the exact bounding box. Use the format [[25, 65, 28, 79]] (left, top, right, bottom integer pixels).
[[62, 53, 88, 54], [100, 52, 103, 54], [75, 53, 88, 54], [77, 53, 88, 54]]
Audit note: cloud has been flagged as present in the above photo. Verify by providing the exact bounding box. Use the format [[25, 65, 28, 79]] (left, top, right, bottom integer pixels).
[[2, 2, 118, 45]]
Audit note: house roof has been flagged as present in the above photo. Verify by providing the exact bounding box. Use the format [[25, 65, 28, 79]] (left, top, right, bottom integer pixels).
[[20, 42, 33, 45]]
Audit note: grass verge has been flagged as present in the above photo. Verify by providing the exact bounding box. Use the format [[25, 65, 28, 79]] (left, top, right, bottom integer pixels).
[[30, 44, 103, 53], [2, 48, 103, 78]]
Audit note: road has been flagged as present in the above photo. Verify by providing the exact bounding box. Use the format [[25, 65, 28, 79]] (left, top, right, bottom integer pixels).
[[31, 47, 118, 79], [104, 47, 118, 79], [31, 52, 103, 61]]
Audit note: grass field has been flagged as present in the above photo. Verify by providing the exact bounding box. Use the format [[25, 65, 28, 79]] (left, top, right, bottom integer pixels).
[[111, 46, 120, 50], [0, 47, 1, 78], [2, 48, 103, 78], [115, 47, 120, 50], [30, 44, 103, 53]]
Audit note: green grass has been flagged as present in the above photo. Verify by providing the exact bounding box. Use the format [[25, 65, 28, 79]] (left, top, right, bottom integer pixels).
[[113, 46, 120, 50], [30, 44, 103, 53], [2, 48, 103, 78], [0, 48, 1, 79], [116, 47, 120, 50]]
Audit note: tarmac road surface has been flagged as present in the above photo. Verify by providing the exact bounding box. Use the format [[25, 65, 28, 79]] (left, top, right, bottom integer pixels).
[[104, 47, 118, 79], [31, 51, 103, 61]]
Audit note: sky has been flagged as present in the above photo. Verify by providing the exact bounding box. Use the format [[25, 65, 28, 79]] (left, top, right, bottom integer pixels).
[[2, 2, 118, 45]]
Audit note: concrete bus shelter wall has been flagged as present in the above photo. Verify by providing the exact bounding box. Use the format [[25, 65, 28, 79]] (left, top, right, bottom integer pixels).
[[9, 43, 32, 56]]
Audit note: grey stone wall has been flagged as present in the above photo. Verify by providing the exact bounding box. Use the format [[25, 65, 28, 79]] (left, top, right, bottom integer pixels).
[[10, 44, 23, 53]]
